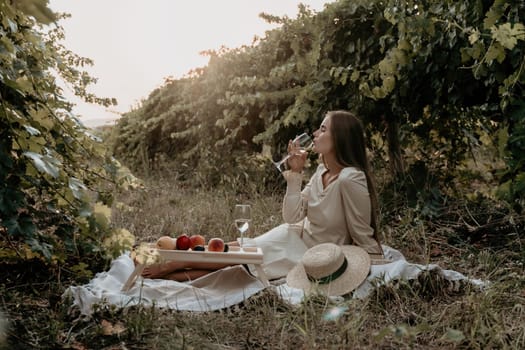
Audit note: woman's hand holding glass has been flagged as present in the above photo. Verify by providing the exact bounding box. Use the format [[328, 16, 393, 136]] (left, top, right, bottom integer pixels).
[[286, 137, 309, 173], [272, 133, 313, 173]]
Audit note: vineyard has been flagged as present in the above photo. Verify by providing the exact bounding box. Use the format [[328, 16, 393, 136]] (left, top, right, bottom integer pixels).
[[1, 0, 524, 348]]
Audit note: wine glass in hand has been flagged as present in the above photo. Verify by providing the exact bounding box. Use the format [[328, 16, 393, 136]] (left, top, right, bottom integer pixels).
[[233, 204, 251, 249], [272, 133, 313, 172]]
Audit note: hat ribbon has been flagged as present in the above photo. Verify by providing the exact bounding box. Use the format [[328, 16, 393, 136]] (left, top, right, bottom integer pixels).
[[307, 257, 348, 285]]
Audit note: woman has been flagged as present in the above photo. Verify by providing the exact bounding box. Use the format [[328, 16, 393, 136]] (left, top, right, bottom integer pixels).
[[141, 110, 384, 281], [248, 110, 384, 279]]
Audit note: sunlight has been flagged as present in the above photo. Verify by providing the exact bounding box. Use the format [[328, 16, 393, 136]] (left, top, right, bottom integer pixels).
[[48, 0, 328, 126]]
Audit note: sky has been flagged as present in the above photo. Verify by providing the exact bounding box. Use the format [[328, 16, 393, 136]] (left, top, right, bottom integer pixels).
[[48, 0, 330, 127]]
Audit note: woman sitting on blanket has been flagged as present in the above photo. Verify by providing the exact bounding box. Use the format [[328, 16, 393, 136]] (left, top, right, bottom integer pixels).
[[140, 110, 385, 282]]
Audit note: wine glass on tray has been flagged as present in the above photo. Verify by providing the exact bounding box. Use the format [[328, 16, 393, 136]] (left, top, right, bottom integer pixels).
[[233, 204, 251, 250], [272, 132, 313, 172]]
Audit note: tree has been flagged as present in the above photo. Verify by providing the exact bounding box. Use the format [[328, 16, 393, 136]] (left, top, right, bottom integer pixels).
[[1, 0, 137, 274], [110, 0, 524, 213]]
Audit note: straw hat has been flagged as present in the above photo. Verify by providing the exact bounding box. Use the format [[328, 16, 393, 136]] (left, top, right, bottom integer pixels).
[[286, 243, 371, 296]]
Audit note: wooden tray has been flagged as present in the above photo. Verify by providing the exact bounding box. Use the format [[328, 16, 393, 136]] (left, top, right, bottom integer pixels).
[[155, 245, 263, 264], [122, 245, 268, 291]]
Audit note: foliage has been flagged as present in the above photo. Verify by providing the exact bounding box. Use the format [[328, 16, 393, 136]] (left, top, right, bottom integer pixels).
[[11, 0, 56, 25], [0, 1, 138, 273], [109, 0, 524, 215]]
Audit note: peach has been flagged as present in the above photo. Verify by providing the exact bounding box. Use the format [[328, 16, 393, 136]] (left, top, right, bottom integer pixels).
[[175, 234, 191, 250], [189, 234, 206, 249], [156, 236, 176, 250], [207, 238, 225, 252]]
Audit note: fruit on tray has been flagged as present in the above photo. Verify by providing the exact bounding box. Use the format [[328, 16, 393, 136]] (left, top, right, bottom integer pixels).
[[189, 234, 206, 249], [207, 237, 225, 252], [156, 235, 230, 252], [156, 236, 176, 250], [175, 233, 192, 250]]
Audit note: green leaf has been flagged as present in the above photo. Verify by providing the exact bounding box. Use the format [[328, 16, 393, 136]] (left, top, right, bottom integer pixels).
[[382, 75, 395, 93], [485, 42, 506, 64], [0, 187, 24, 216], [491, 23, 518, 50], [483, 0, 506, 30], [468, 29, 481, 44], [26, 237, 53, 260], [93, 202, 112, 230], [5, 213, 36, 237], [23, 124, 41, 136], [378, 58, 396, 76], [23, 151, 60, 178], [68, 177, 87, 200], [0, 36, 16, 55], [515, 23, 525, 40], [1, 15, 18, 33], [350, 70, 360, 82]]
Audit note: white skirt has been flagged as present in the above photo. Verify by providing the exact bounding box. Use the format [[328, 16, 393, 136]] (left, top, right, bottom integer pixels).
[[241, 223, 308, 280]]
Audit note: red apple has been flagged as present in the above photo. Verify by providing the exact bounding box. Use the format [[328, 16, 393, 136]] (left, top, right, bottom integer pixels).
[[175, 233, 191, 250], [207, 237, 225, 252], [156, 236, 176, 250], [189, 234, 206, 249]]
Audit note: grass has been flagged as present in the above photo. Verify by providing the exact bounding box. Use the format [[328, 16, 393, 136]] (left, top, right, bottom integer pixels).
[[1, 169, 524, 349]]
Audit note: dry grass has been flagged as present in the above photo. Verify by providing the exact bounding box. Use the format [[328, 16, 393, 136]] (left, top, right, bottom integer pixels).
[[112, 172, 284, 244], [1, 170, 525, 349]]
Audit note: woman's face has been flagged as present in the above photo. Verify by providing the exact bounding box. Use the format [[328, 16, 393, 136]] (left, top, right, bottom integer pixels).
[[313, 115, 334, 156]]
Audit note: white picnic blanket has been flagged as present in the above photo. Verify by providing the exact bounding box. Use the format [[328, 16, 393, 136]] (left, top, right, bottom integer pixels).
[[63, 246, 486, 315]]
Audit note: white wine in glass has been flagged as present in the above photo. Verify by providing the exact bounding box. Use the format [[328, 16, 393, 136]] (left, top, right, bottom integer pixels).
[[272, 132, 313, 172], [233, 204, 251, 249]]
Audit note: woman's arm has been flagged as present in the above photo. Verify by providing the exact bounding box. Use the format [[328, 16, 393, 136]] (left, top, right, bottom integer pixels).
[[281, 139, 313, 223], [282, 170, 311, 224]]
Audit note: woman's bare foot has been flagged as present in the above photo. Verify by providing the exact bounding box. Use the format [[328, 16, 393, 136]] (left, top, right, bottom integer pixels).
[[141, 266, 213, 281], [141, 264, 170, 279]]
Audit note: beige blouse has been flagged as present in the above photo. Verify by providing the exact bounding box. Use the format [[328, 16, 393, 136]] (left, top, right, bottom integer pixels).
[[282, 164, 382, 254]]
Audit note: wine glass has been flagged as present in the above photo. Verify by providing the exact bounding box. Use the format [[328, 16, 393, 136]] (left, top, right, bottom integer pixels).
[[272, 132, 313, 172], [233, 204, 251, 249]]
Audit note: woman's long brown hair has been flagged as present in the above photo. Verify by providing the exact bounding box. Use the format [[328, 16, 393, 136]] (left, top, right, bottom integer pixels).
[[325, 110, 382, 250]]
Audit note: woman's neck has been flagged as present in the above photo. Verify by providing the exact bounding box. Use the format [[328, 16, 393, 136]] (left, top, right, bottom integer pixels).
[[323, 154, 343, 174]]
